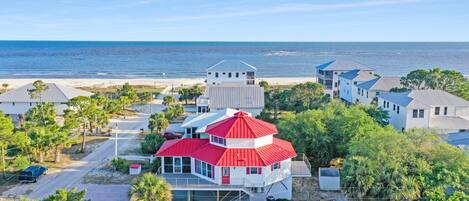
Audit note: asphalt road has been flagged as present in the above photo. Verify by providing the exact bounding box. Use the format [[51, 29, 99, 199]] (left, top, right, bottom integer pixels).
[[3, 113, 149, 200]]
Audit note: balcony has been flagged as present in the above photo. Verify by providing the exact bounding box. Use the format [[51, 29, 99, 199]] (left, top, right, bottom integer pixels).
[[291, 153, 312, 177]]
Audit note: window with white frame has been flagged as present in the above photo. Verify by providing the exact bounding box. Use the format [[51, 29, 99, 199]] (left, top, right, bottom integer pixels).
[[196, 160, 214, 179], [211, 135, 226, 146]]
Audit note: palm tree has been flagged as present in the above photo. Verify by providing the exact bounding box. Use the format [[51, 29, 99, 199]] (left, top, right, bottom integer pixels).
[[162, 96, 175, 106], [148, 113, 169, 134], [129, 173, 172, 201]]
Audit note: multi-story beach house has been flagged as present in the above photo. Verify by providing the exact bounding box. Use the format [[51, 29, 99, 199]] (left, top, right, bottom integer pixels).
[[0, 83, 92, 122], [206, 60, 257, 86], [155, 112, 311, 201], [181, 108, 245, 139], [355, 77, 401, 104], [197, 60, 265, 116], [316, 60, 374, 98], [337, 69, 377, 104], [378, 90, 469, 134]]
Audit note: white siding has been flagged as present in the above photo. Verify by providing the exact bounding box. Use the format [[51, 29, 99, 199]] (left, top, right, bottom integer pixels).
[[338, 77, 353, 103], [0, 102, 68, 115], [206, 71, 251, 86], [225, 135, 273, 148], [378, 98, 408, 131], [227, 159, 291, 187]]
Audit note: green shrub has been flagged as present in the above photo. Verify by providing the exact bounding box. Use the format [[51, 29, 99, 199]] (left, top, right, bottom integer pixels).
[[13, 155, 30, 170], [111, 157, 129, 173], [141, 134, 165, 154]]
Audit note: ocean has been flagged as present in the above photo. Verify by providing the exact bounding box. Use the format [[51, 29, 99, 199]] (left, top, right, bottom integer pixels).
[[0, 41, 468, 78]]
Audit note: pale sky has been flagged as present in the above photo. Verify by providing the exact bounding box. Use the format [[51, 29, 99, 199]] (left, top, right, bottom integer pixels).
[[0, 0, 468, 41]]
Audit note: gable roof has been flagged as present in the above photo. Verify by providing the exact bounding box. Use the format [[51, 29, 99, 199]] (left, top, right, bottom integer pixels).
[[0, 83, 93, 103], [181, 108, 249, 133], [357, 77, 401, 91], [205, 112, 277, 138], [207, 60, 257, 72], [339, 69, 378, 81], [204, 85, 264, 109], [316, 60, 374, 71], [379, 90, 469, 108]]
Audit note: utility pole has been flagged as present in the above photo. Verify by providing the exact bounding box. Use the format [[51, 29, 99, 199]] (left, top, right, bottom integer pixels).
[[1, 145, 5, 179], [114, 124, 118, 158]]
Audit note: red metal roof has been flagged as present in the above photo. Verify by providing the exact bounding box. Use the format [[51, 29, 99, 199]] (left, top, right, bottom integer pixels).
[[156, 137, 296, 167], [205, 112, 278, 138], [156, 138, 209, 156]]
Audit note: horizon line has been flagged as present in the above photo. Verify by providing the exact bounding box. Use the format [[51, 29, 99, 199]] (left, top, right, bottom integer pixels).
[[1, 40, 469, 43]]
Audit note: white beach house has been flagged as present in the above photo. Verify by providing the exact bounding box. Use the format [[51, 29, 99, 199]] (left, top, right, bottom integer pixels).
[[181, 108, 247, 139], [197, 60, 265, 116], [156, 112, 311, 201], [355, 77, 402, 105], [316, 60, 374, 98], [0, 83, 92, 122], [206, 60, 257, 86], [378, 90, 469, 134], [338, 69, 377, 104]]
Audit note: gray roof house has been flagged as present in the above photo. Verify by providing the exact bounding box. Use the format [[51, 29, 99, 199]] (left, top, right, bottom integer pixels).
[[354, 77, 402, 104], [206, 60, 257, 86], [377, 90, 469, 133], [338, 69, 378, 103], [0, 83, 92, 117], [315, 60, 375, 98]]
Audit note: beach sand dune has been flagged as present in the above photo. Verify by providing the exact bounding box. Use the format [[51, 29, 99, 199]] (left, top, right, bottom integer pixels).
[[1, 77, 316, 89]]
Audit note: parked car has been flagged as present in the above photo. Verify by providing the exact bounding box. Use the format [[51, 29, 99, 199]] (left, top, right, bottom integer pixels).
[[18, 165, 48, 183], [163, 132, 182, 140]]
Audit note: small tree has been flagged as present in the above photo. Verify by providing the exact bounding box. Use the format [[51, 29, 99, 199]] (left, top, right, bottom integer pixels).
[[67, 96, 93, 153], [140, 92, 153, 104], [163, 104, 184, 120], [148, 113, 169, 134], [41, 187, 89, 201], [141, 134, 165, 154], [162, 96, 176, 106], [0, 112, 15, 178], [25, 102, 57, 126], [129, 173, 172, 201], [178, 88, 191, 105], [190, 85, 204, 105], [27, 80, 50, 125], [118, 83, 139, 103]]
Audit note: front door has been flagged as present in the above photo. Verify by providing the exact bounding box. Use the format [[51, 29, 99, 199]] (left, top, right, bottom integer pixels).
[[222, 167, 230, 184], [174, 157, 182, 173]]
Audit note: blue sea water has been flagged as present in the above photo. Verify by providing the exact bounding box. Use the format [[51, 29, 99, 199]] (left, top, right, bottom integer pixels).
[[0, 41, 468, 78]]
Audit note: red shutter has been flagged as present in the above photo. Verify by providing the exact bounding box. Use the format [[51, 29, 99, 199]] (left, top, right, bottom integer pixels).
[[278, 162, 281, 169], [271, 165, 274, 171], [195, 160, 198, 173], [246, 167, 250, 174], [258, 167, 262, 174]]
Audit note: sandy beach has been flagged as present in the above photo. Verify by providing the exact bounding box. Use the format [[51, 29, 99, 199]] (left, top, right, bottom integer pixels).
[[0, 77, 317, 89]]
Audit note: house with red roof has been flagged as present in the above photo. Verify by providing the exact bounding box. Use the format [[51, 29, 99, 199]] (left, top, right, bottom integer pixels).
[[155, 112, 311, 200]]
